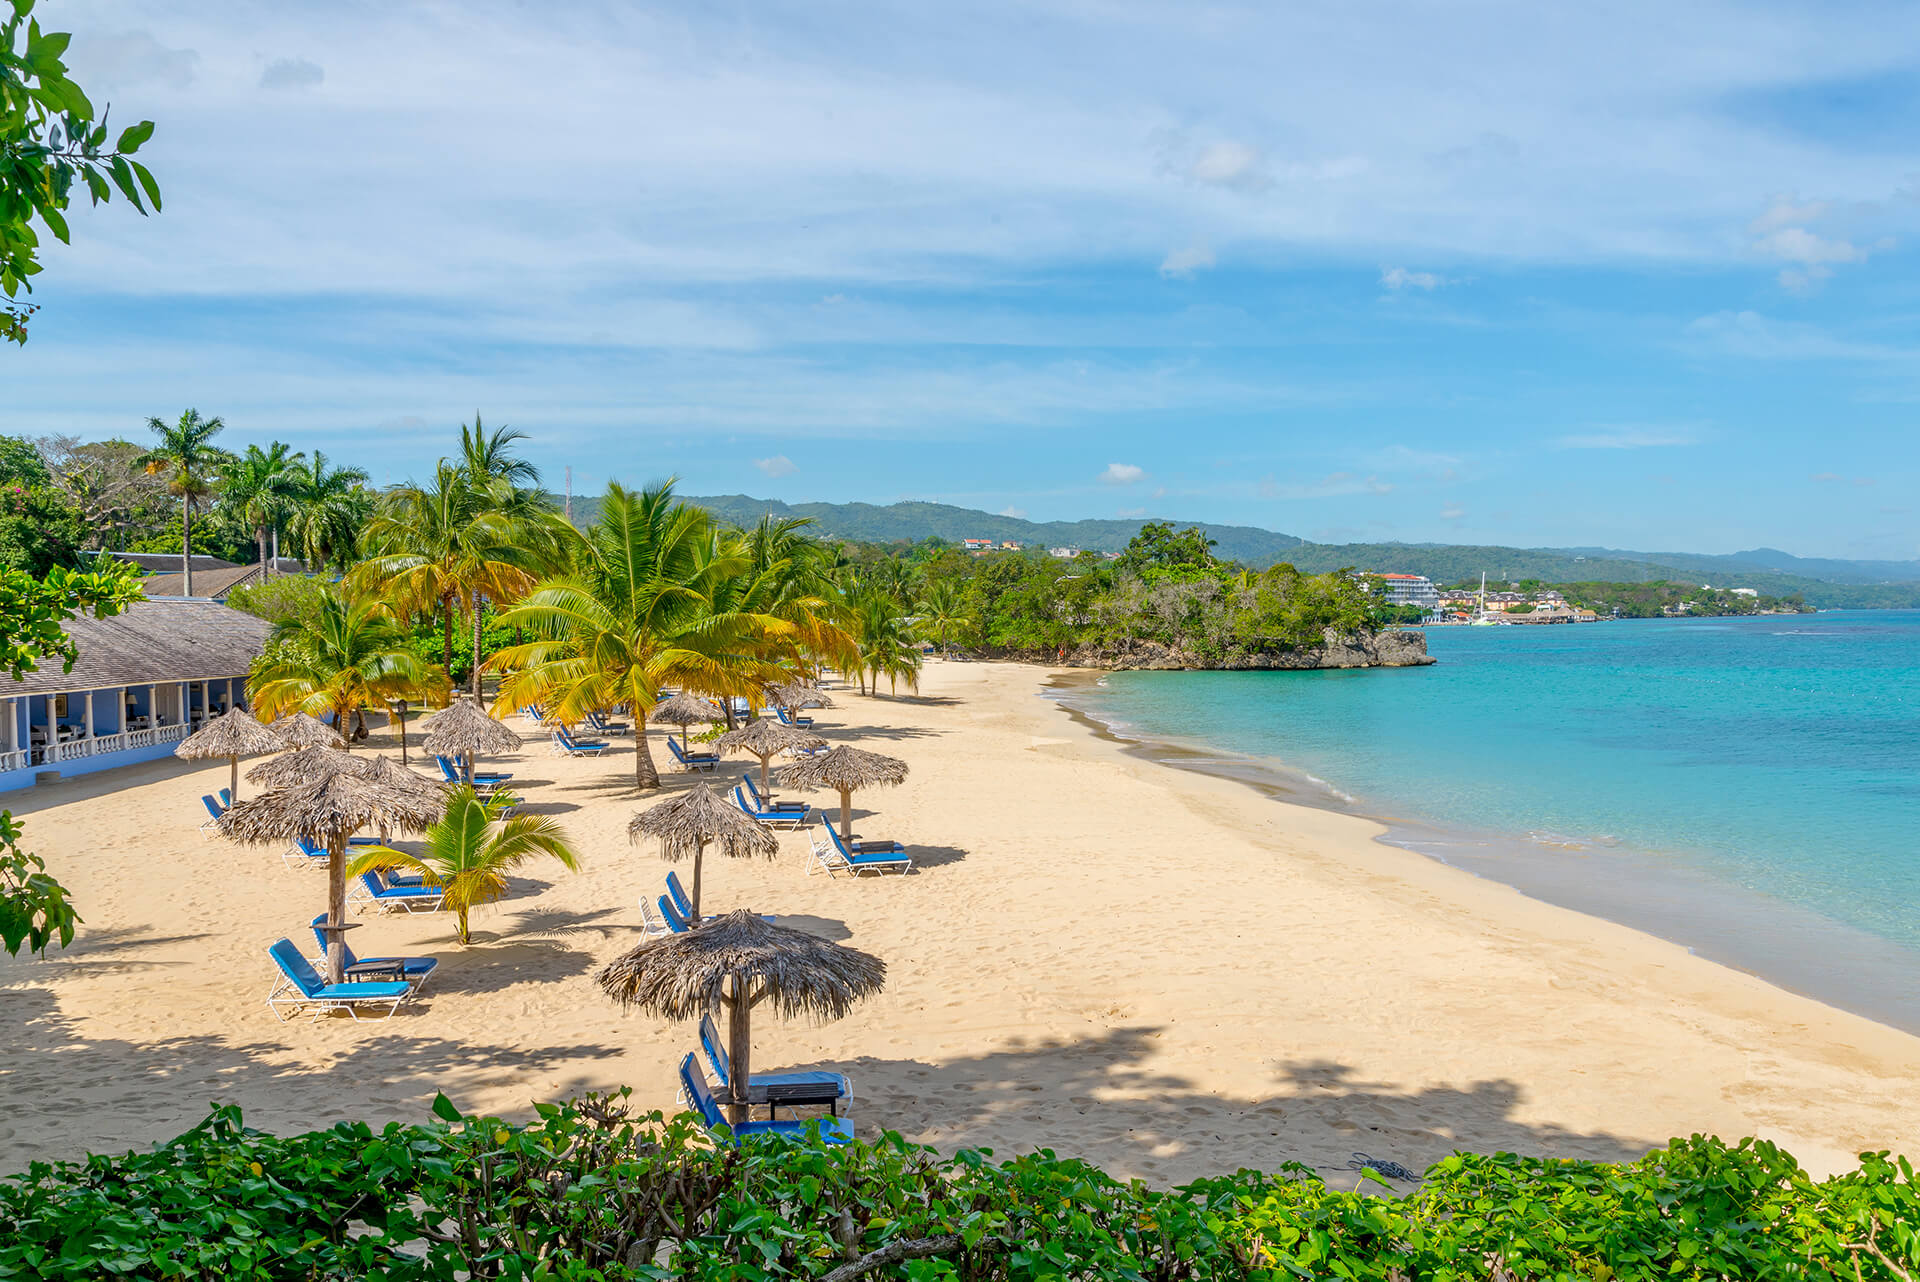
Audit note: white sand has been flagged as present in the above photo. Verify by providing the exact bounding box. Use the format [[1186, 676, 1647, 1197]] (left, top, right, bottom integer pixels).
[[2, 660, 1915, 1184]]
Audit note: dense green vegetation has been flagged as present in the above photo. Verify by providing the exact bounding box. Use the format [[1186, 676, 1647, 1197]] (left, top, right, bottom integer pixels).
[[671, 494, 1920, 609], [1, 1094, 1913, 1280], [1551, 580, 1810, 618]]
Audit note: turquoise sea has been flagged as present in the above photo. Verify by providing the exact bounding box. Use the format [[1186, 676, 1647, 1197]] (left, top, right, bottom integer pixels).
[[1060, 611, 1920, 1032]]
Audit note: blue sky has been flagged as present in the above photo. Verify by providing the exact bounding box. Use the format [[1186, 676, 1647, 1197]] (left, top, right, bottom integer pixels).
[[6, 0, 1919, 559]]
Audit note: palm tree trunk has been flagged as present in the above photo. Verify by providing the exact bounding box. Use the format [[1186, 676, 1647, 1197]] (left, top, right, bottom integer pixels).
[[182, 496, 193, 597], [257, 528, 268, 580], [839, 786, 854, 845], [725, 976, 753, 1127], [633, 707, 659, 789], [689, 840, 705, 920], [470, 591, 484, 705], [442, 598, 455, 676], [456, 903, 470, 945], [325, 831, 348, 984]]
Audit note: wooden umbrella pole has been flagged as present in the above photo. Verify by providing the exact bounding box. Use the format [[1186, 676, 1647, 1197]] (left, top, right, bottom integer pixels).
[[326, 830, 348, 984], [839, 786, 854, 844], [229, 756, 239, 802], [689, 839, 706, 920], [726, 973, 753, 1127]]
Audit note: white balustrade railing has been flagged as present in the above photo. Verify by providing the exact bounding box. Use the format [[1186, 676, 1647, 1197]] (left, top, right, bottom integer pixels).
[[39, 722, 189, 763], [0, 749, 27, 773]]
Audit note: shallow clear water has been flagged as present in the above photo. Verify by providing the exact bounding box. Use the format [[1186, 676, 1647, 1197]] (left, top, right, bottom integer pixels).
[[1066, 612, 1920, 1026]]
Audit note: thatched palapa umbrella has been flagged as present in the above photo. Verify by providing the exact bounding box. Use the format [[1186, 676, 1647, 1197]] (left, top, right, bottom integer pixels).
[[270, 712, 347, 748], [220, 766, 446, 984], [714, 717, 825, 798], [652, 692, 725, 753], [247, 744, 364, 789], [174, 707, 284, 801], [598, 910, 884, 1125], [629, 782, 777, 920], [768, 682, 833, 711], [781, 745, 908, 846], [420, 696, 521, 784]]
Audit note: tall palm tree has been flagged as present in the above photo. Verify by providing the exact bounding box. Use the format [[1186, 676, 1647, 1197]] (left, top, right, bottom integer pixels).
[[458, 414, 541, 493], [348, 785, 580, 944], [248, 583, 449, 739], [492, 481, 785, 790], [354, 461, 553, 704], [137, 409, 226, 596], [852, 590, 921, 695], [285, 451, 372, 573], [915, 579, 972, 658], [219, 442, 304, 579]]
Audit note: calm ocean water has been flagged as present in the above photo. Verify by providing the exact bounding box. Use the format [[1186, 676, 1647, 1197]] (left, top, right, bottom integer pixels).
[[1062, 611, 1920, 1031]]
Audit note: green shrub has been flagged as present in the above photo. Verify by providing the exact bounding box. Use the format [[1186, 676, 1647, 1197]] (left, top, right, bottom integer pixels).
[[1, 1094, 1913, 1280]]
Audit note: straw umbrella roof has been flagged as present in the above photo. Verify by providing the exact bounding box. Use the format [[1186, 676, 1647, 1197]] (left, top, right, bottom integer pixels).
[[651, 692, 725, 727], [768, 681, 833, 710], [420, 696, 522, 757], [247, 744, 365, 788], [218, 770, 447, 846], [713, 718, 825, 760], [780, 744, 908, 793], [597, 910, 885, 1021], [174, 707, 284, 761], [629, 782, 778, 861], [357, 754, 449, 809], [270, 712, 346, 748]]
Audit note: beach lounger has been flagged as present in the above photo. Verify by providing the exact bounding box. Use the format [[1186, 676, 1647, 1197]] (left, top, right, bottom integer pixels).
[[349, 870, 447, 914], [731, 782, 811, 828], [264, 939, 411, 1022], [743, 774, 808, 814], [219, 788, 232, 808], [280, 835, 328, 870], [435, 754, 511, 788], [638, 894, 675, 937], [663, 872, 773, 927], [308, 913, 438, 991], [658, 894, 694, 933], [553, 727, 609, 757], [809, 820, 911, 877], [199, 794, 226, 837], [698, 1013, 850, 1117], [586, 711, 629, 735], [678, 1053, 851, 1145], [775, 707, 814, 729], [665, 737, 719, 772]]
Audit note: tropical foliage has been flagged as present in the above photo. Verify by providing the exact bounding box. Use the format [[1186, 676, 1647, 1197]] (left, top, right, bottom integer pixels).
[[1, 3, 159, 344], [135, 408, 224, 591], [347, 785, 579, 943], [2, 1094, 1915, 1281], [247, 583, 448, 739]]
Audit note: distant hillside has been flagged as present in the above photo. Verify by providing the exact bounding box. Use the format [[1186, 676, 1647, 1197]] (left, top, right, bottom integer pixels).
[[562, 493, 1920, 608]]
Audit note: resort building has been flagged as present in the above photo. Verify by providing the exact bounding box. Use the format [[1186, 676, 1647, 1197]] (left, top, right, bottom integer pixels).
[[0, 599, 271, 793], [962, 538, 994, 553], [1048, 547, 1081, 559], [105, 551, 310, 601], [1374, 573, 1442, 609]]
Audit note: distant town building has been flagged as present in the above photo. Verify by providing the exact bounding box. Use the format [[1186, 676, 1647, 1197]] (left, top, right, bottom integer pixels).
[[962, 538, 994, 553], [1373, 573, 1441, 609], [999, 540, 1022, 550], [1730, 587, 1759, 597], [1048, 547, 1080, 559]]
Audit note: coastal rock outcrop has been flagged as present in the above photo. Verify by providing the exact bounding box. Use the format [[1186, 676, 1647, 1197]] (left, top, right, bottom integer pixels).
[[983, 628, 1434, 671]]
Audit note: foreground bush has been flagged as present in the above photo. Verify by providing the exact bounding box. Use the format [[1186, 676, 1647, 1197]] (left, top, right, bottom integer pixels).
[[0, 1092, 1913, 1280]]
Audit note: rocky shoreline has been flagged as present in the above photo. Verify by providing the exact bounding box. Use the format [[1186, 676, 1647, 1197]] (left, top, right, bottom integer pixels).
[[980, 627, 1435, 671]]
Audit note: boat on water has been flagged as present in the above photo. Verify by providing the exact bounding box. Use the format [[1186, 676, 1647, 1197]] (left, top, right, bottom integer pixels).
[[1469, 572, 1508, 626]]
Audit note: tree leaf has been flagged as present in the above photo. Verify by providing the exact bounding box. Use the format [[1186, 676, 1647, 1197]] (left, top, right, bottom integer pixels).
[[131, 159, 161, 213], [115, 120, 153, 154]]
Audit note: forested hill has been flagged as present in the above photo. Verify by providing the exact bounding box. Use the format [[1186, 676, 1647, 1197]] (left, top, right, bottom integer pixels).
[[561, 493, 1920, 608]]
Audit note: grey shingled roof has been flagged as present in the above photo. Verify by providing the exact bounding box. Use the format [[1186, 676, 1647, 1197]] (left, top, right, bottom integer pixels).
[[140, 564, 267, 600], [107, 552, 241, 573], [5, 599, 272, 696]]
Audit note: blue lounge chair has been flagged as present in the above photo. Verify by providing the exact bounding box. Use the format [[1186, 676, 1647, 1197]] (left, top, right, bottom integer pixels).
[[349, 870, 446, 914], [553, 727, 609, 757], [678, 1054, 851, 1145], [199, 794, 226, 837], [435, 754, 511, 788], [280, 835, 328, 870], [658, 894, 693, 933], [586, 711, 629, 735], [699, 1012, 850, 1116], [666, 738, 718, 772], [731, 783, 811, 829], [218, 788, 233, 808], [808, 819, 911, 877], [663, 871, 773, 926], [309, 913, 438, 991], [264, 939, 411, 1021], [775, 707, 814, 729], [743, 774, 808, 814]]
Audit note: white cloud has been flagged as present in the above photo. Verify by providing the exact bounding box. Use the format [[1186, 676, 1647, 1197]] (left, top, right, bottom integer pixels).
[[1159, 242, 1216, 279], [1116, 507, 1147, 518], [1684, 311, 1904, 361], [753, 454, 797, 477], [1556, 427, 1698, 449], [1100, 462, 1147, 485], [1259, 471, 1394, 499], [260, 58, 325, 91], [1440, 504, 1465, 521], [998, 504, 1028, 518], [1744, 198, 1872, 294], [1381, 267, 1444, 290], [1189, 141, 1265, 190], [76, 30, 198, 90]]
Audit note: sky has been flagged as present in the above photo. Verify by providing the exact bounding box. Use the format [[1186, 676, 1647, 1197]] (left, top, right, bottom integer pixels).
[[6, 0, 1920, 560]]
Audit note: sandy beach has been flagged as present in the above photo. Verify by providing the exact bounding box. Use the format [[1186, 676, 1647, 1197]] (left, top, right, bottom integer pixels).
[[2, 659, 1915, 1185]]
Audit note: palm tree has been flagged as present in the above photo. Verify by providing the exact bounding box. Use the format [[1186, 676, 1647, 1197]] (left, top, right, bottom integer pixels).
[[220, 442, 304, 579], [348, 785, 580, 944], [285, 451, 372, 573], [492, 481, 785, 791], [458, 414, 541, 493], [137, 409, 226, 596], [915, 579, 972, 658], [248, 583, 450, 739], [355, 462, 556, 705], [852, 590, 921, 695]]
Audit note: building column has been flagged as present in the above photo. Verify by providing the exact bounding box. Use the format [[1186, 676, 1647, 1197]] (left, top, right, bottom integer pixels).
[[83, 690, 95, 739]]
